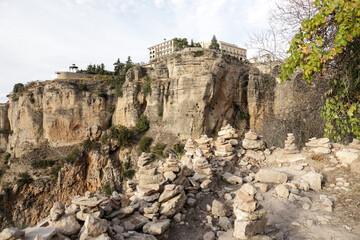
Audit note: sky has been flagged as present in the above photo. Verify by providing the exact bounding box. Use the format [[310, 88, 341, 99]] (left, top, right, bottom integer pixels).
[[0, 0, 277, 103]]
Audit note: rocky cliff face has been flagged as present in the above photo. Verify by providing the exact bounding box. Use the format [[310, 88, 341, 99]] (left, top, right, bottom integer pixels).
[[0, 103, 9, 151], [4, 80, 116, 157], [113, 50, 249, 143], [247, 63, 328, 146]]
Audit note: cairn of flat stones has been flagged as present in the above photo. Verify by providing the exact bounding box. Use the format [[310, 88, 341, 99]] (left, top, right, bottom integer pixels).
[[283, 133, 299, 154], [135, 152, 165, 202], [195, 134, 213, 157], [190, 148, 213, 191], [305, 137, 332, 154], [213, 125, 238, 161], [240, 130, 266, 168], [233, 184, 267, 239], [159, 154, 181, 183]]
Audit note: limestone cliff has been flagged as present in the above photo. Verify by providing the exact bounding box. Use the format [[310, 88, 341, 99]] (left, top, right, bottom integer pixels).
[[4, 80, 116, 157], [113, 49, 249, 143]]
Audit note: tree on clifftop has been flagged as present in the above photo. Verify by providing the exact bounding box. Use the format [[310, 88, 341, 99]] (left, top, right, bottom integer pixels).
[[280, 0, 360, 142], [113, 58, 124, 75], [209, 35, 220, 50]]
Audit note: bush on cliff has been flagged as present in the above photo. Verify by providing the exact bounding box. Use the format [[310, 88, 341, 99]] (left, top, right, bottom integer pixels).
[[109, 125, 134, 148], [139, 136, 152, 153], [13, 83, 25, 94], [31, 159, 55, 169], [16, 172, 33, 186], [135, 114, 149, 133], [150, 143, 166, 160]]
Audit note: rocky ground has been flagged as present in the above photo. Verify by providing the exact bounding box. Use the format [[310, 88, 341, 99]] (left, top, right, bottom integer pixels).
[[1, 126, 360, 240]]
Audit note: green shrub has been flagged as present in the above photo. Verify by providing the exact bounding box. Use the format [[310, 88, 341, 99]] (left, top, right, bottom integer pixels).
[[122, 169, 135, 179], [139, 136, 152, 153], [135, 114, 149, 133], [157, 106, 163, 117], [29, 97, 35, 104], [150, 143, 166, 160], [109, 125, 133, 148], [194, 50, 204, 57], [82, 139, 100, 151], [31, 159, 55, 169], [9, 130, 13, 136], [63, 147, 81, 164], [100, 132, 109, 145], [98, 92, 108, 99], [115, 84, 123, 97], [16, 172, 33, 186], [173, 143, 184, 155], [143, 76, 152, 97], [13, 83, 25, 94], [50, 165, 61, 179], [102, 182, 114, 196], [77, 83, 88, 91], [3, 153, 11, 162]]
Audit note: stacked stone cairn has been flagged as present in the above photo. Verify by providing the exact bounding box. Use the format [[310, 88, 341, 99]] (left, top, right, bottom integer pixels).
[[212, 125, 239, 173], [159, 154, 181, 183], [134, 152, 165, 203], [190, 148, 213, 192], [233, 184, 267, 239], [305, 137, 332, 154], [240, 130, 266, 168], [195, 134, 213, 157], [283, 133, 299, 154], [181, 138, 196, 170]]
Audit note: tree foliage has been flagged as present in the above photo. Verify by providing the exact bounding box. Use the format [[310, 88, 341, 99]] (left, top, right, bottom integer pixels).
[[173, 38, 189, 50], [109, 125, 134, 148], [13, 83, 25, 94], [280, 0, 360, 141], [135, 114, 150, 133], [209, 35, 220, 50]]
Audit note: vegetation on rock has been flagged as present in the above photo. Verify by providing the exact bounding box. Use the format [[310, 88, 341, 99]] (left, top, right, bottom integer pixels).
[[136, 114, 150, 133], [150, 143, 166, 160], [139, 136, 153, 153], [109, 125, 134, 148], [31, 159, 55, 169], [279, 0, 360, 142], [209, 35, 220, 50]]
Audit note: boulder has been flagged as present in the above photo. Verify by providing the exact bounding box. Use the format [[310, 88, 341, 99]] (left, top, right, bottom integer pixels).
[[233, 218, 267, 239], [203, 231, 216, 240], [300, 172, 323, 191], [160, 191, 187, 217], [212, 199, 230, 217], [242, 139, 266, 150], [219, 217, 233, 231], [336, 150, 359, 164], [255, 169, 287, 184], [0, 228, 25, 240], [49, 214, 81, 236], [142, 219, 171, 235], [274, 184, 289, 198], [49, 202, 65, 221], [84, 215, 109, 237], [222, 172, 243, 185]]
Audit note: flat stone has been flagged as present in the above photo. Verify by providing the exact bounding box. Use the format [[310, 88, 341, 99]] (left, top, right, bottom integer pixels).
[[254, 183, 268, 193], [72, 196, 105, 207], [49, 214, 81, 236], [143, 219, 171, 235], [275, 184, 289, 198], [301, 172, 323, 191], [0, 228, 25, 240], [242, 139, 266, 150], [233, 218, 267, 239], [24, 227, 58, 240], [255, 169, 288, 184], [336, 150, 359, 164], [222, 172, 243, 185], [218, 217, 232, 231], [212, 199, 230, 217], [203, 231, 216, 240], [84, 215, 109, 237], [160, 190, 187, 217], [122, 212, 150, 230], [144, 202, 160, 214], [163, 171, 177, 182], [159, 185, 183, 203]]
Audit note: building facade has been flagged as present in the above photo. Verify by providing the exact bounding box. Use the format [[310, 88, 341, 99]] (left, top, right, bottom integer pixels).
[[201, 41, 246, 60], [148, 38, 247, 62], [148, 39, 175, 62]]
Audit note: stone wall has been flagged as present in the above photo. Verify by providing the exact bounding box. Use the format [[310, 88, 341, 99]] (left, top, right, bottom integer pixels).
[[56, 72, 93, 80]]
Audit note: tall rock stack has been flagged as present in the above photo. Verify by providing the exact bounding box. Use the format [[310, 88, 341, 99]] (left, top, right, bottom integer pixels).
[[72, 192, 107, 221], [213, 125, 239, 161], [135, 153, 165, 202], [233, 184, 267, 239], [305, 137, 332, 154], [241, 130, 266, 166], [195, 135, 213, 157], [191, 148, 213, 191], [184, 138, 196, 156], [283, 133, 299, 154], [159, 154, 181, 182]]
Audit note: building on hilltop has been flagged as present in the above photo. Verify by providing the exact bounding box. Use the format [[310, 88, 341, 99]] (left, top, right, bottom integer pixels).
[[201, 40, 246, 61], [148, 38, 246, 62], [148, 38, 175, 62]]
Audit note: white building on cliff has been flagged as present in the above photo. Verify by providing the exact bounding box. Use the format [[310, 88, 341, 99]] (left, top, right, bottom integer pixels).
[[148, 38, 246, 62]]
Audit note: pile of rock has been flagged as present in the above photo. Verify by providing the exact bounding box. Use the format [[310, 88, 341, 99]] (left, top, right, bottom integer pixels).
[[283, 133, 299, 154], [195, 134, 213, 157], [335, 139, 360, 173], [213, 125, 239, 160], [305, 137, 332, 154], [191, 148, 213, 191], [159, 154, 181, 183], [184, 138, 196, 156], [134, 153, 165, 202], [233, 184, 267, 239], [240, 130, 266, 166]]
